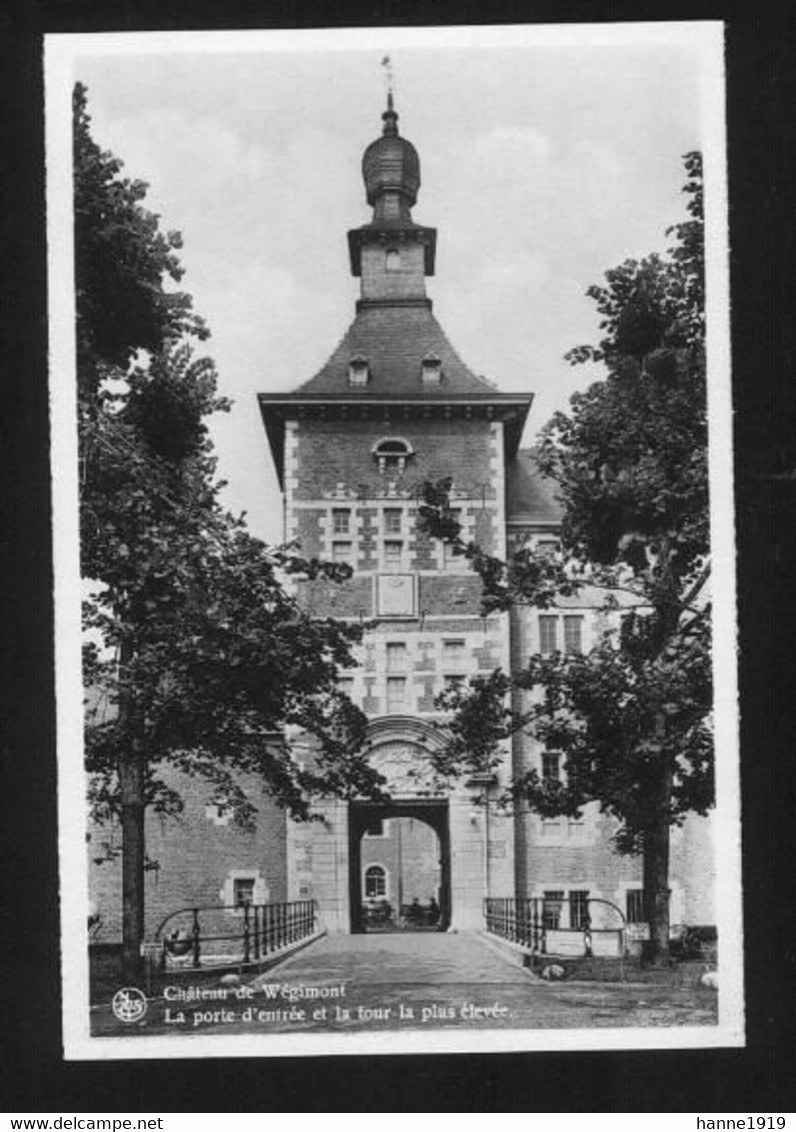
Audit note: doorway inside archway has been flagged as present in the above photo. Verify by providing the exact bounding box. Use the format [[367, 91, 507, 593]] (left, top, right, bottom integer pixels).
[[348, 801, 450, 933]]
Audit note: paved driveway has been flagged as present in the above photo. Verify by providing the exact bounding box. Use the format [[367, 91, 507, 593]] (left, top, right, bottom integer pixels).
[[248, 932, 718, 1032], [91, 931, 718, 1038]]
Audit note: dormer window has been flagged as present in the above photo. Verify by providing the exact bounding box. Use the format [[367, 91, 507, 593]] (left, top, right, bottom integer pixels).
[[348, 354, 370, 386], [421, 353, 443, 387], [386, 249, 400, 272], [372, 437, 413, 476]]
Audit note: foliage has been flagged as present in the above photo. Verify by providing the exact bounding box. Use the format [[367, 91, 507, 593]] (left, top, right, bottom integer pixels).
[[436, 615, 713, 855], [76, 84, 380, 833], [73, 83, 208, 406], [82, 382, 381, 824], [418, 154, 712, 956]]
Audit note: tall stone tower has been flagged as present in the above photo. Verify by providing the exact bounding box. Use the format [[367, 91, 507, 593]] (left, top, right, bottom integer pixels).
[[259, 95, 533, 933]]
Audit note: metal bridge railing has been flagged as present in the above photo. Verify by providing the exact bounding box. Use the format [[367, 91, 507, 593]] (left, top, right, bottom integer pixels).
[[153, 899, 319, 970], [484, 897, 626, 958]]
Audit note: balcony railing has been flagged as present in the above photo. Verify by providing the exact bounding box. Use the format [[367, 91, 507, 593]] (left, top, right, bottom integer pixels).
[[153, 900, 318, 970]]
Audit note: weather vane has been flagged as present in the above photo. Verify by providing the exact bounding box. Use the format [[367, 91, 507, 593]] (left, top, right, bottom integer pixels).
[[381, 54, 394, 106]]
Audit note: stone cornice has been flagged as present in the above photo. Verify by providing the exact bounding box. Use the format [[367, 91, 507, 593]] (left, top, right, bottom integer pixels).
[[348, 224, 437, 277], [258, 394, 533, 488]]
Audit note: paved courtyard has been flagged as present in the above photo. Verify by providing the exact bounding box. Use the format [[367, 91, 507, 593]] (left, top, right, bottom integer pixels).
[[91, 931, 718, 1038]]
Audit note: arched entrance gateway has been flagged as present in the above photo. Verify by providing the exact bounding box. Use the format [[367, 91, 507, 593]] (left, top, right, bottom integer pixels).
[[286, 719, 514, 934], [349, 725, 451, 932], [349, 801, 450, 933]]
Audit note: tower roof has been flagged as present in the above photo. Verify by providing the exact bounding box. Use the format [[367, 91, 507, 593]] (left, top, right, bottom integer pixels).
[[258, 85, 535, 485], [294, 302, 497, 397]]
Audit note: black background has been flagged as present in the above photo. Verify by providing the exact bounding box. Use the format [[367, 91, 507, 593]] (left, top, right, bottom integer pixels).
[[2, 0, 794, 1114]]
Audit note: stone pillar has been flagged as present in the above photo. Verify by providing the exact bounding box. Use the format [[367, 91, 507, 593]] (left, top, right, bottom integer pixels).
[[486, 806, 515, 900], [448, 793, 487, 930], [287, 799, 350, 934]]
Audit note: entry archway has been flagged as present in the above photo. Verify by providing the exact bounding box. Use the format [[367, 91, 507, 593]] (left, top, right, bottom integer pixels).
[[349, 799, 451, 933]]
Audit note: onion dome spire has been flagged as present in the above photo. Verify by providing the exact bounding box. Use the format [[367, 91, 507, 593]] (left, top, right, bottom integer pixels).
[[362, 91, 421, 218]]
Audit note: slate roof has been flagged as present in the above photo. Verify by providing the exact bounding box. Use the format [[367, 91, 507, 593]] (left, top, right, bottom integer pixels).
[[294, 303, 497, 397], [506, 448, 563, 525]]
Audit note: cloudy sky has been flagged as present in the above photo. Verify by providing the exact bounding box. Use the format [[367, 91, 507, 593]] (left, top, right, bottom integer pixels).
[[49, 25, 722, 545]]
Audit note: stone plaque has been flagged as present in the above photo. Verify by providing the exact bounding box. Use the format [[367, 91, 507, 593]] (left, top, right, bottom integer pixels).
[[376, 574, 416, 616]]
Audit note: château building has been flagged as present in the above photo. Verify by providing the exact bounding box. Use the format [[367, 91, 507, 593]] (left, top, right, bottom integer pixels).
[[88, 94, 714, 947]]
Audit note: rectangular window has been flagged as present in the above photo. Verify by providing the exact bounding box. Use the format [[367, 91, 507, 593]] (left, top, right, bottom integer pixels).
[[233, 878, 255, 908], [384, 540, 403, 567], [564, 615, 584, 654], [541, 818, 562, 837], [442, 639, 466, 668], [569, 890, 590, 929], [337, 677, 354, 698], [384, 508, 402, 534], [205, 802, 230, 827], [626, 889, 646, 924], [332, 508, 350, 534], [542, 752, 560, 782], [386, 677, 407, 712], [332, 541, 353, 564], [386, 642, 407, 673], [539, 615, 558, 654], [536, 538, 558, 558], [443, 509, 462, 566], [542, 890, 564, 929], [363, 818, 389, 838], [443, 674, 465, 691]]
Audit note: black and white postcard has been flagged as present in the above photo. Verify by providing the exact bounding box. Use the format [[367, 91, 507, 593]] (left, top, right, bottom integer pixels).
[[47, 22, 742, 1059]]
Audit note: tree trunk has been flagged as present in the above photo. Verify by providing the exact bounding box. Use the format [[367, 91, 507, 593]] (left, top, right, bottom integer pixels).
[[117, 638, 147, 983], [641, 758, 673, 966], [119, 745, 146, 982]]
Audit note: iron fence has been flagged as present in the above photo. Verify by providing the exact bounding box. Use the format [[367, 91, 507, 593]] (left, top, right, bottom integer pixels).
[[153, 900, 318, 970], [484, 897, 626, 957]]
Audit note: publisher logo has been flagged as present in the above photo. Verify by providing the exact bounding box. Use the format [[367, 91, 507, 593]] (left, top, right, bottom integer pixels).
[[112, 986, 148, 1023]]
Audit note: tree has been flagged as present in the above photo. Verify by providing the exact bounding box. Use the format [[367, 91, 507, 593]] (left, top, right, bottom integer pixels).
[[76, 85, 380, 978], [73, 83, 207, 407], [420, 153, 711, 964]]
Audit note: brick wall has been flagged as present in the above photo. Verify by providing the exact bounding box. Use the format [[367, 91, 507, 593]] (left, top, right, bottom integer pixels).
[[329, 621, 505, 718], [360, 244, 427, 302], [88, 768, 288, 943], [293, 419, 496, 502]]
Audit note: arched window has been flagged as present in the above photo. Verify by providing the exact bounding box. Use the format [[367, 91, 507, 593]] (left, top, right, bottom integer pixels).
[[386, 249, 400, 272], [372, 437, 413, 475], [364, 864, 387, 899]]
